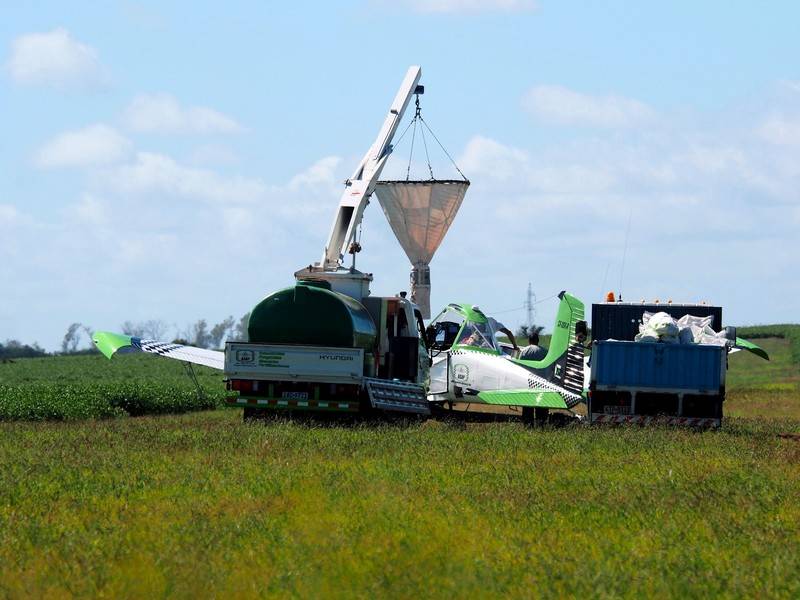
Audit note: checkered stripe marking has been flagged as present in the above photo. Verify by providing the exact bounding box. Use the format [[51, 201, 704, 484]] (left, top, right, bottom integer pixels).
[[134, 338, 185, 356], [527, 372, 583, 408], [127, 337, 225, 370]]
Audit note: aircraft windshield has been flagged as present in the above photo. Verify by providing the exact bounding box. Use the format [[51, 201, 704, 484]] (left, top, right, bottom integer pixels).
[[428, 307, 466, 351], [456, 321, 497, 351]]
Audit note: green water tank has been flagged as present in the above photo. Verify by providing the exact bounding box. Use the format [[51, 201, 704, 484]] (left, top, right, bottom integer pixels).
[[247, 281, 377, 350]]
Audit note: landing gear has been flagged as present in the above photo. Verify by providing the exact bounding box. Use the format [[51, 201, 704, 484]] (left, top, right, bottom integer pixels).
[[522, 406, 550, 426]]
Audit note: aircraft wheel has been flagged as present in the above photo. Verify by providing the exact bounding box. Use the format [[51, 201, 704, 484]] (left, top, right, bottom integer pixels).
[[522, 407, 549, 427], [522, 406, 534, 426]]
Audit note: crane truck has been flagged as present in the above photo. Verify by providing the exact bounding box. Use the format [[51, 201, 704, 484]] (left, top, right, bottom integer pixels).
[[92, 66, 587, 421]]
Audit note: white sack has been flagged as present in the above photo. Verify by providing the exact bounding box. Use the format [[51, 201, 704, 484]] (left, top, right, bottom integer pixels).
[[642, 312, 680, 338], [637, 311, 730, 347]]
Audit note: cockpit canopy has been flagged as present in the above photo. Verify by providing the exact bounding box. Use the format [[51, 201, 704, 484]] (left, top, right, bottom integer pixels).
[[427, 303, 500, 353]]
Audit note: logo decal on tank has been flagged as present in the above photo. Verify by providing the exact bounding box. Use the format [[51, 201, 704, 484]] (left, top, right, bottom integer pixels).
[[235, 350, 255, 365]]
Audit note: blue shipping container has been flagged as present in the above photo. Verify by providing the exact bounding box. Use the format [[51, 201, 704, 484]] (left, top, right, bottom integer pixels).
[[592, 341, 725, 392]]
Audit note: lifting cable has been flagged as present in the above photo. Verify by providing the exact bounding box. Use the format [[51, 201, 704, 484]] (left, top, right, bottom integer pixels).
[[418, 114, 468, 182], [406, 110, 418, 181], [391, 93, 469, 183]]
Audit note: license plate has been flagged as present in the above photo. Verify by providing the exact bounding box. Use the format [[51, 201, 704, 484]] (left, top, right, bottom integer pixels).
[[281, 391, 309, 400], [604, 405, 631, 415]]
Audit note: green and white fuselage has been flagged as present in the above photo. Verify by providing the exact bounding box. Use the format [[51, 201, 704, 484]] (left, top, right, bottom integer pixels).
[[427, 292, 587, 411]]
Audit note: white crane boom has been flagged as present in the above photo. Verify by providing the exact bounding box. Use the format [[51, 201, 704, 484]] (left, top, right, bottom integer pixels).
[[321, 66, 422, 270]]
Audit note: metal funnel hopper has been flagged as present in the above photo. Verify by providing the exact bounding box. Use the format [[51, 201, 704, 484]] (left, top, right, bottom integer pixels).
[[374, 179, 469, 318]]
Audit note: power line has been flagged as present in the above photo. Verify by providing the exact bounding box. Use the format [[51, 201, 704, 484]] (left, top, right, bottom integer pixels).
[[487, 292, 559, 316], [491, 305, 526, 315]]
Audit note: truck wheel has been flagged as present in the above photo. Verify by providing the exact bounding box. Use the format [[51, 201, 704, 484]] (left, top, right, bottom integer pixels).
[[243, 407, 264, 422]]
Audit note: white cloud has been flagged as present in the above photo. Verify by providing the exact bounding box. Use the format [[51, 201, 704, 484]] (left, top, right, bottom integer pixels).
[[68, 194, 110, 226], [459, 135, 530, 181], [187, 144, 240, 166], [401, 0, 535, 13], [36, 124, 132, 169], [522, 84, 655, 128], [681, 143, 747, 174], [288, 156, 342, 191], [6, 28, 105, 88], [0, 204, 20, 225], [459, 135, 617, 193], [117, 234, 178, 264], [98, 152, 267, 204], [455, 127, 798, 242], [757, 114, 800, 145], [123, 93, 244, 134], [779, 80, 800, 94]]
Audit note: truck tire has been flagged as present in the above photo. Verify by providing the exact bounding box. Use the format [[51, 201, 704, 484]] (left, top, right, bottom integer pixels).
[[243, 407, 265, 422]]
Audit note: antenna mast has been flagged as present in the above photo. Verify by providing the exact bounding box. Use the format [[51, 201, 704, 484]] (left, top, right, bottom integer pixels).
[[525, 283, 536, 329]]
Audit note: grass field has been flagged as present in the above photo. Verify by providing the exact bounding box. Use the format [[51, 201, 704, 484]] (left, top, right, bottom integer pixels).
[[2, 412, 799, 598], [0, 330, 799, 597], [0, 354, 223, 420]]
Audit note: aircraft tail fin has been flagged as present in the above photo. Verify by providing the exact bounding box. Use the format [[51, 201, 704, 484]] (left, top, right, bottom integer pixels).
[[514, 291, 587, 396], [552, 291, 587, 395]]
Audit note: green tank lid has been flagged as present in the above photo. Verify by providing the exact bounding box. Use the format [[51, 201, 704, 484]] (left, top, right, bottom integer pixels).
[[248, 283, 377, 350], [295, 278, 332, 290]]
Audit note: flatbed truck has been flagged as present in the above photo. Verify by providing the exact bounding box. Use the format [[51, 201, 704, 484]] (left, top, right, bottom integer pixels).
[[588, 302, 730, 427]]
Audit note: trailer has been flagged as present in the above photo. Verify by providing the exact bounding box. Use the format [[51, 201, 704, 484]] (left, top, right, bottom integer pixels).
[[588, 302, 729, 427]]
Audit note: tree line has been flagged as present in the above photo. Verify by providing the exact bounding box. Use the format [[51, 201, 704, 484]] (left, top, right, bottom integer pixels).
[[0, 313, 251, 360]]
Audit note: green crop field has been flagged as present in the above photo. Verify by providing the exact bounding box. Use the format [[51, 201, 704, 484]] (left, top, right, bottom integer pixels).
[[0, 354, 224, 420], [0, 329, 799, 598]]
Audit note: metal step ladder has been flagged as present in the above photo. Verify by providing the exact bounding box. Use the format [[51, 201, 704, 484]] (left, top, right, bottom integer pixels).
[[364, 378, 430, 415]]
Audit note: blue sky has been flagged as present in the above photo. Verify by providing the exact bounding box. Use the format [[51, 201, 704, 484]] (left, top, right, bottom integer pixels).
[[2, 1, 799, 350]]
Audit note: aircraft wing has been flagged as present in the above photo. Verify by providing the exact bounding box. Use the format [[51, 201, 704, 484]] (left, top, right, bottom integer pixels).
[[477, 389, 570, 410], [734, 337, 769, 361], [92, 331, 224, 371], [476, 374, 585, 410]]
